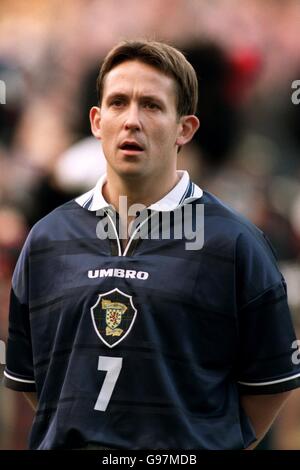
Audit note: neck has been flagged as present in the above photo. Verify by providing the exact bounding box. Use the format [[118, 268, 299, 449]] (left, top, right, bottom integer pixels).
[[103, 170, 180, 212]]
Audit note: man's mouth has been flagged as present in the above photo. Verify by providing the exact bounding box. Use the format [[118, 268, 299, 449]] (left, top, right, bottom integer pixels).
[[119, 141, 144, 152]]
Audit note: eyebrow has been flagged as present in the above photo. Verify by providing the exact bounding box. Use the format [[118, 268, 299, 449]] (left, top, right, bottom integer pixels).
[[105, 92, 165, 105], [105, 92, 127, 102]]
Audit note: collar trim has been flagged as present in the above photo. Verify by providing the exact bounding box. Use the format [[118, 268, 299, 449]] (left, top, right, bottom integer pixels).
[[75, 170, 202, 212]]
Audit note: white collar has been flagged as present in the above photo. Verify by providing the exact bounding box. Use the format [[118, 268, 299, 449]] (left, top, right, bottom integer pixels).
[[75, 170, 202, 212]]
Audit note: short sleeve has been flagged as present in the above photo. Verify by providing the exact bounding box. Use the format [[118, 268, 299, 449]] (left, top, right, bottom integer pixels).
[[3, 235, 36, 392], [235, 231, 300, 395]]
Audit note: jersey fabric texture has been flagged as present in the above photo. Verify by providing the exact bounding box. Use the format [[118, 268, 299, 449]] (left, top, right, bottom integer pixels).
[[4, 171, 300, 449]]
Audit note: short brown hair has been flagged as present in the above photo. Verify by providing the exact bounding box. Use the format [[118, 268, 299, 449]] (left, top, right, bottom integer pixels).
[[96, 39, 198, 117]]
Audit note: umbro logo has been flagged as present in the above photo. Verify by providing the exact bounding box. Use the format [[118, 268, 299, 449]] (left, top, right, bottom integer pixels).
[[88, 268, 149, 280]]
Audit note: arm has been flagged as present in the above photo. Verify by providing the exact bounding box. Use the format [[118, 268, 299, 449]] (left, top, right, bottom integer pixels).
[[23, 392, 38, 411], [241, 391, 292, 449], [272, 388, 300, 449]]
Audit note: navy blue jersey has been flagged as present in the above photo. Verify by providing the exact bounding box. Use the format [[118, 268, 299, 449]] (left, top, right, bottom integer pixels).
[[4, 174, 300, 449]]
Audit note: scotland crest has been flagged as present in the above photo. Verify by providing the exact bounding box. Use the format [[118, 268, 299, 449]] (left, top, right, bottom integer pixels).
[[90, 288, 137, 348]]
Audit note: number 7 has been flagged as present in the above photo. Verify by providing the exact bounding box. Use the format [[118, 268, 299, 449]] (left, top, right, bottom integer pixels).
[[94, 356, 123, 411]]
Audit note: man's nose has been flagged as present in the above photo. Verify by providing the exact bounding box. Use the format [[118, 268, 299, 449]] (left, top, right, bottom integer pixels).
[[124, 103, 141, 131]]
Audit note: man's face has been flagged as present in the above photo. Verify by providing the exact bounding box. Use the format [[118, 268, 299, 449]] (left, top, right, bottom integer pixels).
[[92, 60, 184, 181]]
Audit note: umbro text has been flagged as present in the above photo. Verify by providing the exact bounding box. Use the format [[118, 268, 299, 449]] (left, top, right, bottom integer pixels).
[[88, 268, 149, 280]]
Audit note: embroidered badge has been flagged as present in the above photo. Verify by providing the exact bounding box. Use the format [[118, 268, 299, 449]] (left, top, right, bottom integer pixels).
[[91, 288, 137, 348]]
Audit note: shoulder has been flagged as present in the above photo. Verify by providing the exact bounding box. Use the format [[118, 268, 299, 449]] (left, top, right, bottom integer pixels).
[[197, 190, 276, 256], [33, 199, 81, 228], [12, 199, 93, 287], [29, 199, 87, 241], [20, 199, 95, 257], [193, 191, 282, 300], [200, 191, 261, 235]]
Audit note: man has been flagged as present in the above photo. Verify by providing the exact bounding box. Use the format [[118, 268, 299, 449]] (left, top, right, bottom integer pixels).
[[3, 40, 300, 450]]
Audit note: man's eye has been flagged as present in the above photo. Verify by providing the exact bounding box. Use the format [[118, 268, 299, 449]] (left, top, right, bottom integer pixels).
[[144, 102, 160, 110], [111, 100, 124, 107]]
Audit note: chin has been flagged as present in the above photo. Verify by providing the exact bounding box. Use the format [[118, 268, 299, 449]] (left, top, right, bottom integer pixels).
[[118, 169, 145, 180], [116, 163, 147, 179]]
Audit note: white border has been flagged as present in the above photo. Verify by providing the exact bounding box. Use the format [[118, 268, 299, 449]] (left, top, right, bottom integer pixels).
[[238, 371, 300, 386], [4, 370, 35, 384]]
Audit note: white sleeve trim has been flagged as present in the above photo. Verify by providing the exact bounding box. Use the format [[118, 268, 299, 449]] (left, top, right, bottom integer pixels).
[[238, 371, 300, 387], [4, 370, 35, 384]]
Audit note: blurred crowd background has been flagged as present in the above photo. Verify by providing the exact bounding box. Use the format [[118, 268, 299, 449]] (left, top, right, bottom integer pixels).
[[1, 0, 300, 450]]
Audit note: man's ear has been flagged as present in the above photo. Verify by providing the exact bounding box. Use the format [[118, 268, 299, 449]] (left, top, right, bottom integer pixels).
[[90, 106, 102, 139], [176, 115, 200, 147]]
